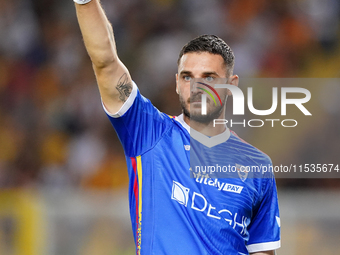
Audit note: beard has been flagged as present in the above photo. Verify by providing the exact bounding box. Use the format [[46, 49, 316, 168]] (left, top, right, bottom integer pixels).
[[180, 93, 225, 124]]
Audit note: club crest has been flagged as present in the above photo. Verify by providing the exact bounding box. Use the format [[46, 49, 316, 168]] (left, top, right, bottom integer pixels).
[[236, 164, 249, 182]]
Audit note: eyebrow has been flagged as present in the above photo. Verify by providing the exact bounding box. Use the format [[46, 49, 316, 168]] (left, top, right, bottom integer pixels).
[[179, 71, 220, 77], [179, 71, 192, 76], [201, 71, 220, 77]]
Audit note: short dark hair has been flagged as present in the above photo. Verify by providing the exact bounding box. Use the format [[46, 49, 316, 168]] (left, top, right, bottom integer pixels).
[[177, 35, 235, 75]]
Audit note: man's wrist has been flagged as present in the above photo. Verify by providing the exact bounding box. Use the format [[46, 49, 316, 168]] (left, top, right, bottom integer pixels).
[[74, 0, 92, 5]]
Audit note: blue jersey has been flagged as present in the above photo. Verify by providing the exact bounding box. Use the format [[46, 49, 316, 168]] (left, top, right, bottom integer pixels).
[[105, 82, 281, 255]]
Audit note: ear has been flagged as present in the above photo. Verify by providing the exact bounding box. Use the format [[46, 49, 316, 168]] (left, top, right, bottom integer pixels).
[[175, 73, 179, 94], [227, 75, 239, 96]]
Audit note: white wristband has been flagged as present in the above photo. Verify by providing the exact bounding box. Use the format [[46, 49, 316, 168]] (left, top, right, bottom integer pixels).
[[74, 0, 92, 4]]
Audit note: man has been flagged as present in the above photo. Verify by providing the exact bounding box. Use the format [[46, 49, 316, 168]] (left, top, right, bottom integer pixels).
[[74, 0, 281, 254]]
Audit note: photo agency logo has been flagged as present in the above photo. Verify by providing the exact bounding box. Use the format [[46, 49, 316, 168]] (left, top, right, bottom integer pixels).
[[191, 78, 312, 128]]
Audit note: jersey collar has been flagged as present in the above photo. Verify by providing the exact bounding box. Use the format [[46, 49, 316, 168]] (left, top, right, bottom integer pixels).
[[175, 114, 190, 133], [175, 114, 231, 148]]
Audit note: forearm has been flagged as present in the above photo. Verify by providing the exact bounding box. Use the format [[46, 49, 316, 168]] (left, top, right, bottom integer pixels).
[[74, 0, 132, 113], [75, 0, 117, 68]]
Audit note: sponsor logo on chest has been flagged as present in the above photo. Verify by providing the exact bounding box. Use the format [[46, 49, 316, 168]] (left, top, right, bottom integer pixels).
[[171, 181, 248, 236], [195, 177, 244, 194]]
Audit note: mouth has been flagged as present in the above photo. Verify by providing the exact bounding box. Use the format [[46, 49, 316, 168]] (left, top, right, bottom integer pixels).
[[190, 100, 202, 103]]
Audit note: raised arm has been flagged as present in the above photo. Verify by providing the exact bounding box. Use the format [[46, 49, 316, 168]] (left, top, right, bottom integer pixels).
[[75, 0, 133, 114]]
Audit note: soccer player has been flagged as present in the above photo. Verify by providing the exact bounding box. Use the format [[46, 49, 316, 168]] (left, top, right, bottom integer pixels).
[[74, 1, 281, 254]]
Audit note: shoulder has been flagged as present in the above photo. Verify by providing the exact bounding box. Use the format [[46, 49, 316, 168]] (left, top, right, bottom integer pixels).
[[228, 130, 272, 166]]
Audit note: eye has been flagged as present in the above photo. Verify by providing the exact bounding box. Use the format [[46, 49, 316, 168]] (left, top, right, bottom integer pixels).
[[205, 76, 214, 82], [183, 76, 191, 82]]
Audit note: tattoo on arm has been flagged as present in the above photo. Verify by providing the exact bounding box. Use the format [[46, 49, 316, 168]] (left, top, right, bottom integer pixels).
[[116, 73, 132, 102]]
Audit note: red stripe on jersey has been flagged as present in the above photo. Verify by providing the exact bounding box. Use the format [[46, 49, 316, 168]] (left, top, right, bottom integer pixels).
[[130, 157, 139, 249]]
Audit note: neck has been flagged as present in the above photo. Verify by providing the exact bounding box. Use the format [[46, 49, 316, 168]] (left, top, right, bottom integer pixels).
[[183, 110, 227, 136]]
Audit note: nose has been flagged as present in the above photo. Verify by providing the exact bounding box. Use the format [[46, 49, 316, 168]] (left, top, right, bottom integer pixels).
[[191, 81, 206, 94]]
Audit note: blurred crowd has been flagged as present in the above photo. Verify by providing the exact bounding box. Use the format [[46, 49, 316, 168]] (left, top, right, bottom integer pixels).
[[0, 0, 340, 189]]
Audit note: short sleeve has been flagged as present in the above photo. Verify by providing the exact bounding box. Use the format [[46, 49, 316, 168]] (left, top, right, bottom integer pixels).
[[103, 81, 172, 157], [246, 176, 281, 253]]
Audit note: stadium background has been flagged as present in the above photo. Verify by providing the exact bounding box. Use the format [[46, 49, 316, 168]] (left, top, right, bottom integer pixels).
[[0, 0, 340, 254]]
